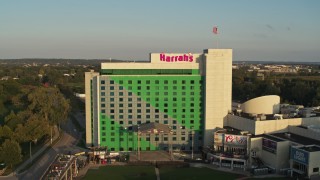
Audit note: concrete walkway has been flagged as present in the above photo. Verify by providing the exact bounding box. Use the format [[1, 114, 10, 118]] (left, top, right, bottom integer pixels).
[[155, 167, 160, 180]]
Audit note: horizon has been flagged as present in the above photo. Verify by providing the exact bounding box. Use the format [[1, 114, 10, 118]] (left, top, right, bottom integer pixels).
[[1, 0, 320, 61]]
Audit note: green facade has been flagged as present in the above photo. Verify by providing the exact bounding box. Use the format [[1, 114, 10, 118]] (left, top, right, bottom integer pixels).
[[98, 75, 204, 151]]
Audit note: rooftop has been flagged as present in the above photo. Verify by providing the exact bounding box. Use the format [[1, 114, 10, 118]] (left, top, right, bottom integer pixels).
[[271, 132, 320, 146], [299, 145, 320, 152]]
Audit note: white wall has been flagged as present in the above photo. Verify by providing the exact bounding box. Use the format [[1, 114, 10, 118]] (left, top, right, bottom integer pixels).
[[288, 126, 320, 141], [85, 71, 99, 147], [203, 49, 232, 147]]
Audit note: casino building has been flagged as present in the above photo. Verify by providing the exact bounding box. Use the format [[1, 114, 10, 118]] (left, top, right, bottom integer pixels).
[[85, 49, 232, 152]]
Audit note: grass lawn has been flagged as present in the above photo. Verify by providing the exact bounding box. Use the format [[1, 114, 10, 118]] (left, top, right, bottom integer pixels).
[[159, 167, 244, 180], [83, 166, 156, 180]]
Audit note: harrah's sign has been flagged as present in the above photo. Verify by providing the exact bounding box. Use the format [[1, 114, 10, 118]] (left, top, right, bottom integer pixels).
[[160, 53, 193, 62]]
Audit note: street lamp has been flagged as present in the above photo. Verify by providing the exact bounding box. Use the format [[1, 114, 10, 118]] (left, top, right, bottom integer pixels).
[[191, 129, 194, 160], [29, 139, 37, 165], [137, 125, 140, 161], [124, 127, 128, 151]]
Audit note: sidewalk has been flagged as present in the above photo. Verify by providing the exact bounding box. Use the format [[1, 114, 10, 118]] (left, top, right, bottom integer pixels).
[[4, 126, 60, 177]]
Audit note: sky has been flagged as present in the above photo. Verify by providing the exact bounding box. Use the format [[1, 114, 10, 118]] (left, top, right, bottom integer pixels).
[[0, 0, 320, 61]]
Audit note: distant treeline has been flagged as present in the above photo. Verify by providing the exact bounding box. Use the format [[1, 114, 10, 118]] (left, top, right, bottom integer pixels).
[[233, 68, 320, 107]]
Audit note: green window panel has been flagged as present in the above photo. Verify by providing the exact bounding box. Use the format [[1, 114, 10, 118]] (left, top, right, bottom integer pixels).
[[101, 69, 200, 75], [110, 76, 204, 131]]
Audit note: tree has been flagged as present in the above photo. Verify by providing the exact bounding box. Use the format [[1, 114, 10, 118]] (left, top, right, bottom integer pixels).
[[0, 125, 13, 139], [14, 116, 49, 143], [28, 87, 70, 126], [0, 139, 22, 168]]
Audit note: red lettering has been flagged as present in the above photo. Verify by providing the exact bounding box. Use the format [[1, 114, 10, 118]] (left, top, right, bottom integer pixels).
[[183, 54, 188, 61], [189, 55, 193, 62], [160, 53, 165, 61], [159, 53, 194, 63]]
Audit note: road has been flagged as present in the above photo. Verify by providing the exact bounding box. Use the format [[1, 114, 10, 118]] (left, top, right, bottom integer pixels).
[[1, 114, 86, 180]]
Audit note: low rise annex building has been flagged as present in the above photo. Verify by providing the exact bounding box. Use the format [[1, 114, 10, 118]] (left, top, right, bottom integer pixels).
[[218, 95, 320, 179], [85, 49, 232, 152]]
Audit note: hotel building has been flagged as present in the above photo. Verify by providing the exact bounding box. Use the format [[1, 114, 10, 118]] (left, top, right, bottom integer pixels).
[[85, 49, 232, 152]]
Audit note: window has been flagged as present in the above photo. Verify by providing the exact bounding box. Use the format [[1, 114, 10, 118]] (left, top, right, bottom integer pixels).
[[314, 168, 319, 172], [155, 80, 159, 84], [137, 103, 141, 107], [191, 80, 194, 84], [101, 92, 105, 96], [119, 92, 123, 96], [110, 80, 114, 84], [101, 86, 105, 90], [128, 80, 132, 84], [138, 80, 141, 84], [164, 80, 168, 84], [110, 86, 114, 90], [119, 109, 124, 113], [110, 92, 114, 96], [119, 104, 123, 107], [101, 98, 105, 102], [146, 80, 150, 84], [101, 80, 105, 84], [173, 80, 177, 84], [101, 104, 105, 108], [119, 80, 123, 84]]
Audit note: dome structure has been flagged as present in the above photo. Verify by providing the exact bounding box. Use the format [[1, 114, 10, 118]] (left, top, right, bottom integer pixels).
[[240, 95, 280, 114]]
